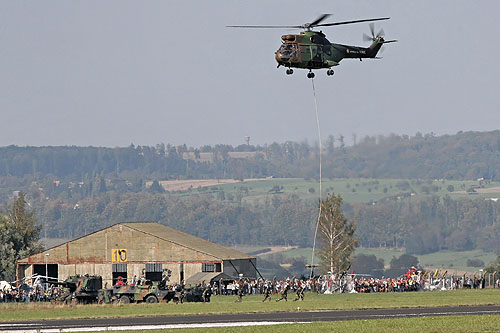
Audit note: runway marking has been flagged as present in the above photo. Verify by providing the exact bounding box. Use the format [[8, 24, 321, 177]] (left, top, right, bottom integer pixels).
[[4, 321, 307, 332], [309, 309, 500, 321], [3, 307, 500, 332]]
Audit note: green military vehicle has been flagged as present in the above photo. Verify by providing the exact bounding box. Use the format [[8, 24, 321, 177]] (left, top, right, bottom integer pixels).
[[98, 277, 176, 304], [52, 275, 102, 304]]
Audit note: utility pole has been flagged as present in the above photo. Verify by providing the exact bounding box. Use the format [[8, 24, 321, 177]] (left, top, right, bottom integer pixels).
[[45, 253, 50, 281]]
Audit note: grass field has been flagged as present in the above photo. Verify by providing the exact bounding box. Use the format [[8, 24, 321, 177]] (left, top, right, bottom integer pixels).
[[118, 315, 500, 333], [2, 289, 500, 322], [184, 178, 500, 204], [259, 247, 497, 273]]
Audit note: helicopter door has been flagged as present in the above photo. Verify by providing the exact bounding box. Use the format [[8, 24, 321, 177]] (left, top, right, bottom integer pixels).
[[314, 46, 323, 62]]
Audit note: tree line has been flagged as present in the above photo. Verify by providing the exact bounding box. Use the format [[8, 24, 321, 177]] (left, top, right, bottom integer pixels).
[[32, 188, 500, 256], [2, 130, 500, 188], [2, 130, 500, 256]]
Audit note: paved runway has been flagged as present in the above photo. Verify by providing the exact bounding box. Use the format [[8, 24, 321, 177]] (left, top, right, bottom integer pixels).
[[2, 305, 500, 332]]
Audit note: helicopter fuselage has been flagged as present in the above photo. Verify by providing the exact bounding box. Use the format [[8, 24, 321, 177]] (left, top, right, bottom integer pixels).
[[275, 31, 383, 70]]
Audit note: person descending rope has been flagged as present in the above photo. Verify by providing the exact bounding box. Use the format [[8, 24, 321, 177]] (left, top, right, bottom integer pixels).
[[310, 77, 323, 279]]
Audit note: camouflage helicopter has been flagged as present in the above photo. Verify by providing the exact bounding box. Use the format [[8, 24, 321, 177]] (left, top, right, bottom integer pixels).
[[228, 14, 396, 78]]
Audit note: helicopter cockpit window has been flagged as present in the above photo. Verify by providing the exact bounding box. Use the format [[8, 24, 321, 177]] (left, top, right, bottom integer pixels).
[[279, 44, 297, 57], [279, 44, 293, 50]]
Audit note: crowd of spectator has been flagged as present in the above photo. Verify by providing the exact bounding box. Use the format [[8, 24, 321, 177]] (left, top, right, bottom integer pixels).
[[0, 269, 491, 303], [0, 284, 64, 303]]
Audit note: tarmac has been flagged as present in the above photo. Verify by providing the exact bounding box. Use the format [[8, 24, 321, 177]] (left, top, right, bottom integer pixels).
[[2, 305, 500, 332]]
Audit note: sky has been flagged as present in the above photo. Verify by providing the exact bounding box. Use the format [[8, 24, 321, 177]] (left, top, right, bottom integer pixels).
[[1, 1, 499, 148]]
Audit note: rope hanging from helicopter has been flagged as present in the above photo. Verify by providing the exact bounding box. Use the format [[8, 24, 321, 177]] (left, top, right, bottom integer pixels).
[[227, 13, 394, 279], [309, 77, 322, 279]]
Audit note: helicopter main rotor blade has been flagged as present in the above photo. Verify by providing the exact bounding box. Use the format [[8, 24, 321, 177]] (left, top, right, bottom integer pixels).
[[309, 14, 332, 26], [315, 17, 390, 28], [226, 25, 302, 28]]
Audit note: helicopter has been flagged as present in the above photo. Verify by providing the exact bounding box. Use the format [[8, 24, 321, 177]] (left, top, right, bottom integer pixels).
[[228, 14, 396, 78]]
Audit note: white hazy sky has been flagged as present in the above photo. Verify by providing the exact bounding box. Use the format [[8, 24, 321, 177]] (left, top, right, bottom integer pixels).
[[1, 1, 499, 147]]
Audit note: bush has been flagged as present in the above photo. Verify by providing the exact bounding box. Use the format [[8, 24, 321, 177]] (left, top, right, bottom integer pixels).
[[385, 254, 419, 277], [351, 254, 385, 278], [466, 258, 485, 267]]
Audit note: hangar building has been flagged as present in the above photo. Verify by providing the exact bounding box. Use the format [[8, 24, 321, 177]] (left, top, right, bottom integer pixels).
[[17, 222, 257, 285]]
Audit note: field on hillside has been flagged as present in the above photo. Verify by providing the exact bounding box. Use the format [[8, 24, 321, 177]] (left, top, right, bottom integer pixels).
[[258, 247, 498, 274], [171, 178, 500, 204]]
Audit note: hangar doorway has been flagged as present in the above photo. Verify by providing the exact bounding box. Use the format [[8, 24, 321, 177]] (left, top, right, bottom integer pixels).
[[145, 263, 163, 282], [33, 264, 58, 282], [112, 263, 127, 285]]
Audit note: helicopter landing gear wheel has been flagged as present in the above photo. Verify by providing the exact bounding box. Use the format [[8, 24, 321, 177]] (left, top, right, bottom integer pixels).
[[327, 69, 334, 76], [286, 69, 294, 75], [307, 72, 315, 79]]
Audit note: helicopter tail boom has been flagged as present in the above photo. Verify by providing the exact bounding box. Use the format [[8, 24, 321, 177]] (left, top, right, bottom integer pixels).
[[338, 37, 388, 59]]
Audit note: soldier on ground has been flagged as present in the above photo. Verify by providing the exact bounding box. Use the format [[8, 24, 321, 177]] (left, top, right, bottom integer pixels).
[[276, 283, 289, 302], [262, 283, 272, 302], [293, 284, 304, 301], [202, 286, 211, 303], [235, 280, 245, 302]]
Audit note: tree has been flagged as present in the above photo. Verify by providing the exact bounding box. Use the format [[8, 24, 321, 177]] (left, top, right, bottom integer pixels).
[[0, 192, 42, 280], [484, 256, 500, 276], [148, 180, 165, 194], [351, 254, 385, 278], [384, 254, 419, 278], [317, 194, 358, 274]]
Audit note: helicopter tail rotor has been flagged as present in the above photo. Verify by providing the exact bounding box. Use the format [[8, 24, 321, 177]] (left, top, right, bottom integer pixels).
[[363, 22, 386, 42]]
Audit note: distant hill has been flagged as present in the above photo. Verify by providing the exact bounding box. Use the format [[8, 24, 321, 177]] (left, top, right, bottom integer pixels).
[[1, 130, 500, 183], [321, 131, 500, 180]]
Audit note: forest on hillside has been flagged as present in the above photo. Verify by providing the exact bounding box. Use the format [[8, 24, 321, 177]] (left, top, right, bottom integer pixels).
[[2, 130, 500, 254], [34, 191, 500, 255], [1, 130, 500, 188]]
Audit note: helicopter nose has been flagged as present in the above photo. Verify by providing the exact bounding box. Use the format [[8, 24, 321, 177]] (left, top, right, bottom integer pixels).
[[275, 51, 289, 63]]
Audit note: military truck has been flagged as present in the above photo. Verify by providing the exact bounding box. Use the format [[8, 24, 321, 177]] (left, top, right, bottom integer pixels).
[[51, 275, 102, 304], [183, 286, 210, 303], [98, 277, 175, 304]]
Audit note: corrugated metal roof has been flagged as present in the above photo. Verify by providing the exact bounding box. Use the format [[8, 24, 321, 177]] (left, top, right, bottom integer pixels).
[[121, 222, 251, 260]]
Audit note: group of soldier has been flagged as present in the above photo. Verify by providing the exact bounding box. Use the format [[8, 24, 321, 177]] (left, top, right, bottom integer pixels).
[[229, 278, 308, 303]]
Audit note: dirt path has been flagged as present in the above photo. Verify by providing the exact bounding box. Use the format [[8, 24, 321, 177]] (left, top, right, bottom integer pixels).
[[145, 178, 271, 192]]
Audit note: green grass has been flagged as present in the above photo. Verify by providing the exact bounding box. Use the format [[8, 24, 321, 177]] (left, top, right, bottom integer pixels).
[[261, 247, 498, 273], [3, 289, 500, 322], [116, 315, 500, 333], [190, 178, 500, 204], [418, 250, 498, 272]]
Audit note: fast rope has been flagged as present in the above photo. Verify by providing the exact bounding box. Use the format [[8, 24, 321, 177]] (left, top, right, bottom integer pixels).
[[309, 77, 322, 279]]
